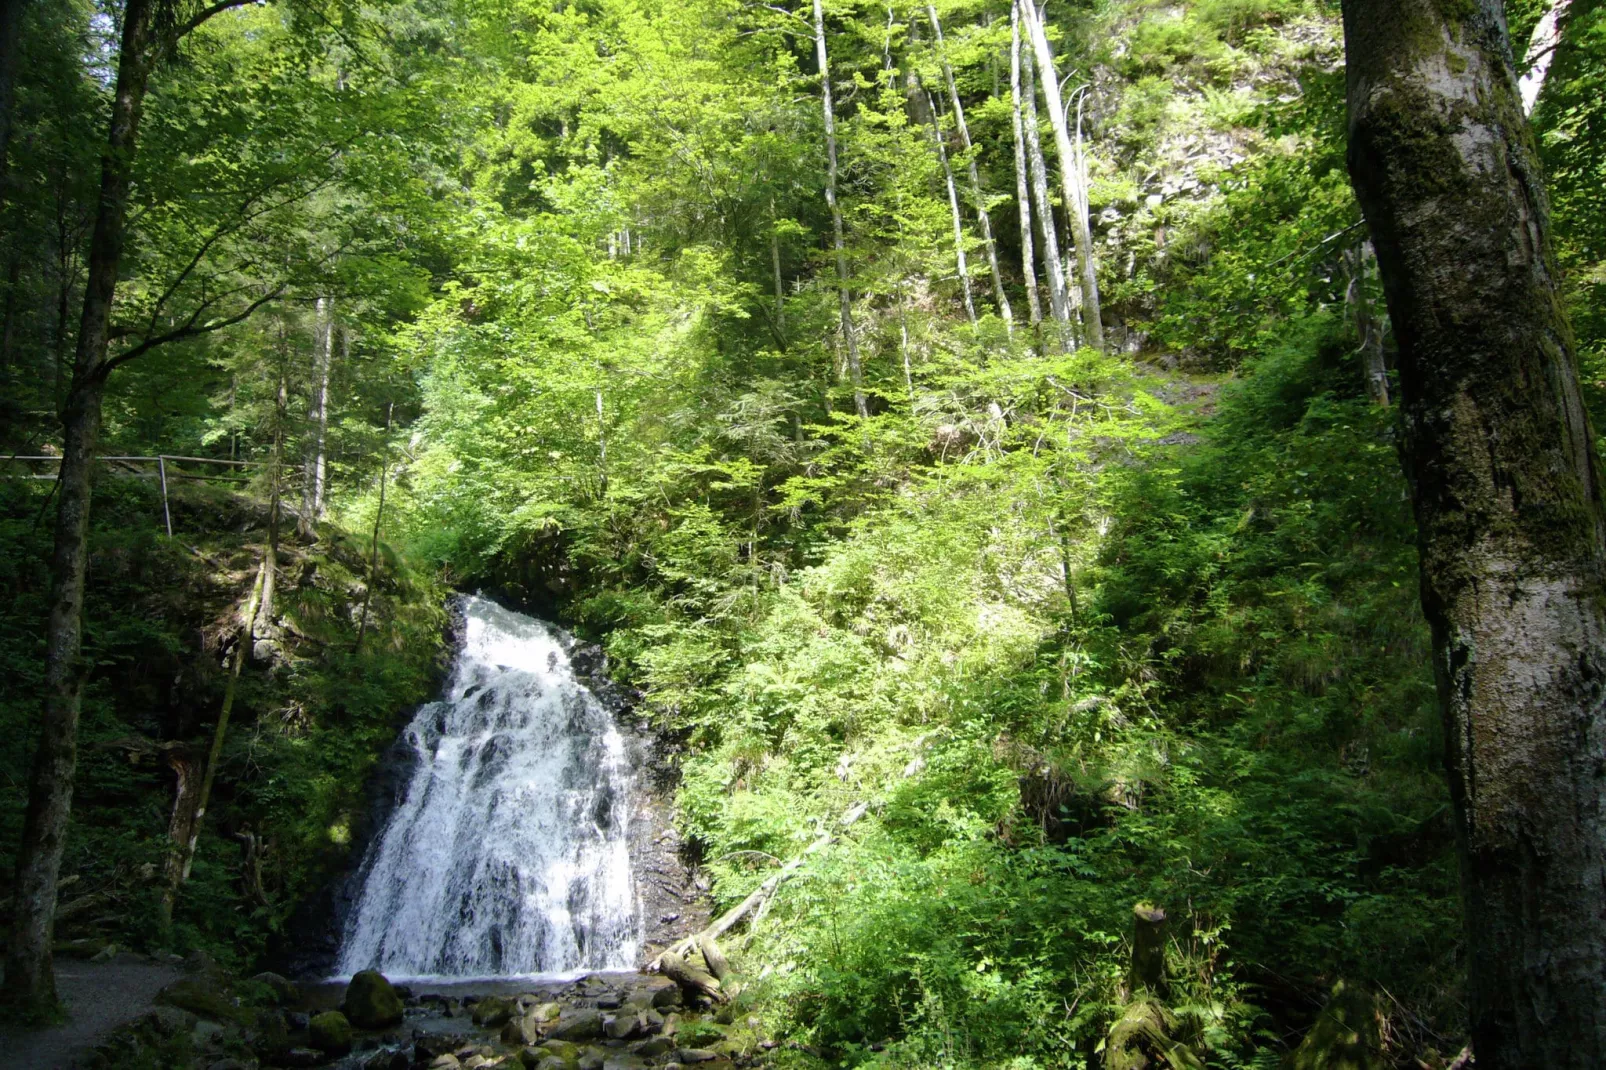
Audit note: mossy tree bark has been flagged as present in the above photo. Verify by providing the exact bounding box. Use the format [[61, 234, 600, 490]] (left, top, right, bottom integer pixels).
[[1342, 2, 1606, 1065]]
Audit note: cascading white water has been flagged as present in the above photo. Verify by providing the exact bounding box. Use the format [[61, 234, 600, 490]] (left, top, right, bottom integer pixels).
[[335, 595, 641, 979]]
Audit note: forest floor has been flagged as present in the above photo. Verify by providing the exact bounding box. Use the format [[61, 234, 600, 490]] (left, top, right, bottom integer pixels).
[[0, 953, 182, 1070]]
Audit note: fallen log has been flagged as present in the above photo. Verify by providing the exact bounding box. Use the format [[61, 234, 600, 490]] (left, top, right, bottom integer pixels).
[[659, 950, 727, 1004]]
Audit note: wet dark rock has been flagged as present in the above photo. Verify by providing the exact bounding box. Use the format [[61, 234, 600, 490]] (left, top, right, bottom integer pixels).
[[281, 1048, 328, 1068]]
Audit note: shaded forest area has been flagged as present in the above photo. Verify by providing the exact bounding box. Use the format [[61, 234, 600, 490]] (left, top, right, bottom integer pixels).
[[2, 0, 1605, 1066]]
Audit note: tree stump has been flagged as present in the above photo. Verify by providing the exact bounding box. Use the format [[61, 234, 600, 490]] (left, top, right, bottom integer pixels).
[[1128, 901, 1168, 997]]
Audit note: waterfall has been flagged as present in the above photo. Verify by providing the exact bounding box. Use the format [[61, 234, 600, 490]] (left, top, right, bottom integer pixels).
[[335, 595, 641, 979]]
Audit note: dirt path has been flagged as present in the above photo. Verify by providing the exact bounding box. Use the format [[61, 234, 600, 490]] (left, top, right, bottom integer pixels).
[[0, 954, 183, 1070]]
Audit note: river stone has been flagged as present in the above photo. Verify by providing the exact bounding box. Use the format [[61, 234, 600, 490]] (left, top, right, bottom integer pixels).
[[207, 1060, 252, 1070], [576, 1050, 605, 1070], [602, 1057, 647, 1070], [142, 1005, 199, 1037], [158, 977, 241, 1023], [603, 1014, 638, 1040], [532, 1001, 563, 1022], [473, 995, 519, 1028], [538, 1039, 580, 1061], [249, 970, 301, 1005], [281, 1049, 327, 1068], [629, 1037, 674, 1057], [429, 1057, 462, 1070], [550, 1010, 604, 1042], [502, 1012, 543, 1046], [364, 1051, 412, 1070], [310, 1010, 354, 1055], [674, 1050, 718, 1063], [344, 969, 405, 1028]]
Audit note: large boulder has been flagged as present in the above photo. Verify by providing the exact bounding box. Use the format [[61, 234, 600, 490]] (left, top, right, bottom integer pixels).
[[344, 969, 405, 1028], [309, 1010, 354, 1056], [549, 1010, 604, 1042]]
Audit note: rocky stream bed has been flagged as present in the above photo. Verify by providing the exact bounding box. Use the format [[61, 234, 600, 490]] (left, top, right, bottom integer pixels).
[[81, 953, 774, 1070]]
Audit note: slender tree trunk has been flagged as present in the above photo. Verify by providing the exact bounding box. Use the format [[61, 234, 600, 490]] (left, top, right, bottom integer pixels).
[[1519, 0, 1574, 114], [158, 559, 265, 930], [926, 2, 1012, 326], [1342, 2, 1606, 1065], [1009, 4, 1042, 330], [1017, 3, 1069, 339], [4, 0, 155, 1014], [813, 0, 867, 419], [770, 199, 786, 343], [0, 0, 28, 217], [1345, 241, 1389, 405], [354, 404, 393, 654], [302, 297, 333, 533], [925, 87, 978, 325], [1021, 0, 1103, 350]]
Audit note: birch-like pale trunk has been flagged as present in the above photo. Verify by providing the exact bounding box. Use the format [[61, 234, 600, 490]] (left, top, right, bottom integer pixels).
[[813, 0, 867, 418], [1519, 0, 1573, 114], [303, 297, 333, 531], [1017, 1, 1069, 337], [1021, 0, 1103, 350], [770, 200, 786, 342], [926, 2, 1012, 327], [925, 87, 979, 325], [1009, 3, 1042, 329], [1343, 1, 1606, 1063]]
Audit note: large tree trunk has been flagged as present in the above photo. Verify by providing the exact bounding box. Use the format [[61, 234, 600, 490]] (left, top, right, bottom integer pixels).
[[3, 0, 155, 1014], [926, 2, 1012, 326], [924, 86, 978, 325], [1016, 0, 1070, 342], [1342, 2, 1606, 1065], [812, 0, 867, 418], [1009, 4, 1042, 330], [1519, 0, 1574, 115], [1020, 0, 1103, 350]]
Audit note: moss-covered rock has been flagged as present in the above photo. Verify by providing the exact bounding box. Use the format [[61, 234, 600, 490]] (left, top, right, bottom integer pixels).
[[310, 1010, 354, 1055], [157, 977, 243, 1023], [344, 968, 405, 1028]]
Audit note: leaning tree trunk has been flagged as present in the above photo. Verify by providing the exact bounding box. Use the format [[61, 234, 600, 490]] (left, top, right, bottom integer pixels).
[[1020, 0, 1103, 351], [813, 0, 867, 418], [926, 2, 1012, 326], [1008, 4, 1042, 330], [4, 0, 155, 1015], [1016, 0, 1070, 341], [1342, 2, 1606, 1065]]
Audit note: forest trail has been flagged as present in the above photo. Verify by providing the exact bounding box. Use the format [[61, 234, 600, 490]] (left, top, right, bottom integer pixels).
[[0, 954, 183, 1070]]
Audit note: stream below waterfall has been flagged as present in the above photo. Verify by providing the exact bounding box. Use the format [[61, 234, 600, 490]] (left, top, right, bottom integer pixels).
[[335, 595, 642, 980]]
